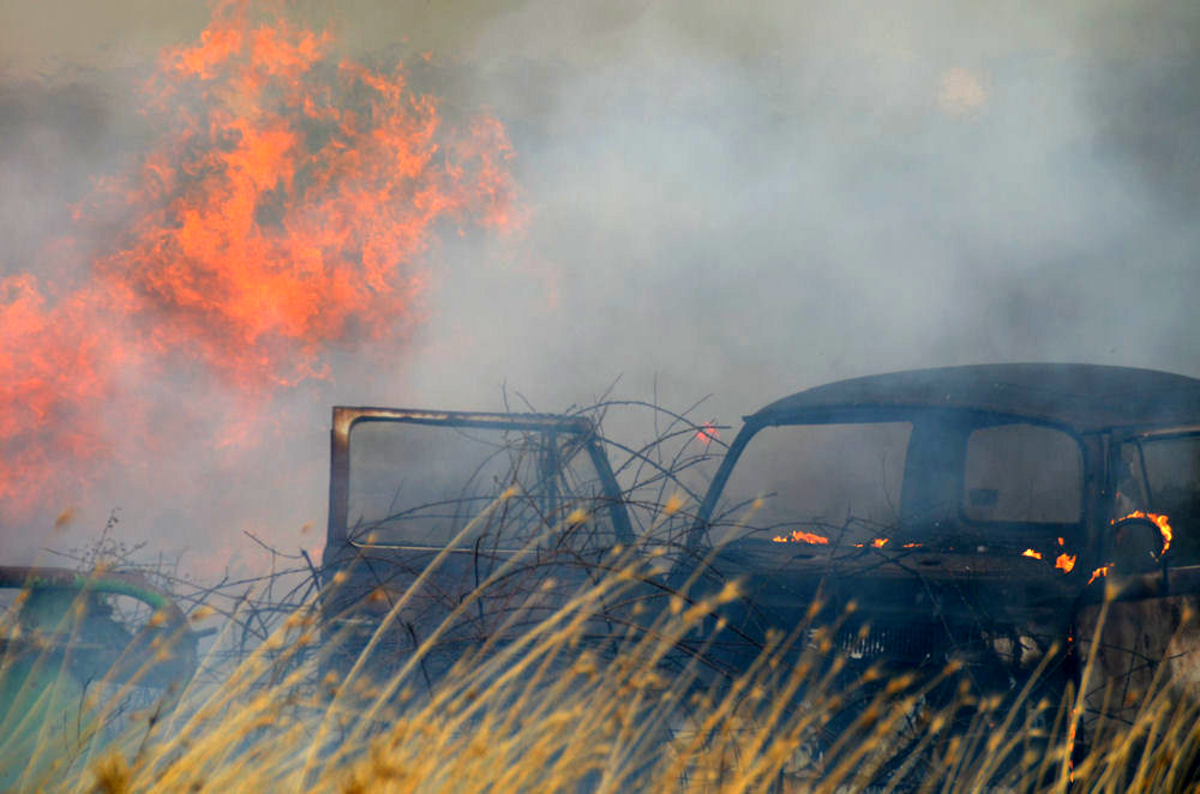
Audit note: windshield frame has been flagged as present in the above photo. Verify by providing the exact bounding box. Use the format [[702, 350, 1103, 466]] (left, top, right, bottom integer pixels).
[[327, 406, 634, 550], [688, 406, 1089, 552]]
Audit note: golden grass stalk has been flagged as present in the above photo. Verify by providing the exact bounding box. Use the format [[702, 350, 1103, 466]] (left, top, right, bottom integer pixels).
[[5, 534, 1200, 791]]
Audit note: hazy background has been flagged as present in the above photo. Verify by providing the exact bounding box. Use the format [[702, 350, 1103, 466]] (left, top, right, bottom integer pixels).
[[2, 0, 1198, 569]]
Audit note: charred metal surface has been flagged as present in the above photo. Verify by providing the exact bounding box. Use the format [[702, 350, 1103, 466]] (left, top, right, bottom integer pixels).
[[748, 364, 1200, 433]]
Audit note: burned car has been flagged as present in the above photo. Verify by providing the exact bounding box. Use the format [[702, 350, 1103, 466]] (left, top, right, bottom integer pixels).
[[678, 363, 1200, 725], [321, 364, 1200, 730]]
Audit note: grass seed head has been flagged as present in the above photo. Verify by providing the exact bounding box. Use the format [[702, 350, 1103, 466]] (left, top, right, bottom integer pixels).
[[663, 493, 685, 515], [91, 752, 130, 794]]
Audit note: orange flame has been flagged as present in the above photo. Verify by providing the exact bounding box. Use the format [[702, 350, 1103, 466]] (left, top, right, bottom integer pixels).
[[1022, 548, 1043, 560], [772, 530, 830, 545], [0, 276, 112, 511], [0, 0, 519, 517], [852, 537, 891, 549], [1113, 511, 1172, 555], [1055, 553, 1076, 573], [1087, 565, 1111, 585], [108, 1, 518, 388]]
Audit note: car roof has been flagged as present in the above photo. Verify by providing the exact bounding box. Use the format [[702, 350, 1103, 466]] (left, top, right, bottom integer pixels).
[[749, 363, 1200, 433]]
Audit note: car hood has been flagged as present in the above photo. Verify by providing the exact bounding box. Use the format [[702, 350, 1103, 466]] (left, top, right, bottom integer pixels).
[[704, 536, 1083, 627]]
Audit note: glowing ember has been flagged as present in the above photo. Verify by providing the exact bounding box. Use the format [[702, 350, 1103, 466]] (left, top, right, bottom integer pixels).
[[1055, 553, 1076, 573], [1057, 537, 1065, 547], [1022, 548, 1043, 560], [871, 538, 889, 548], [1087, 565, 1111, 585], [0, 0, 518, 518], [772, 530, 830, 545], [901, 542, 922, 549], [1113, 511, 1173, 555], [695, 422, 720, 445]]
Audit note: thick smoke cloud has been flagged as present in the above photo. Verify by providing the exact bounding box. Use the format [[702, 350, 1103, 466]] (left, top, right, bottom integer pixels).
[[1, 0, 1197, 567], [392, 0, 1200, 412]]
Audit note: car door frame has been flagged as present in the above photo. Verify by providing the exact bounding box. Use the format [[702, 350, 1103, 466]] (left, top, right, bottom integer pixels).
[[325, 406, 635, 556]]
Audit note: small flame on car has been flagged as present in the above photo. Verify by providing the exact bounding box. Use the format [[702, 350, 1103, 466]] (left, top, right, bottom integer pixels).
[[772, 530, 830, 545], [1113, 511, 1173, 554], [850, 537, 891, 548], [1020, 547, 1077, 574]]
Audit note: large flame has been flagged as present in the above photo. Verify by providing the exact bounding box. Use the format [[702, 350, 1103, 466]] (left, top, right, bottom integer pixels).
[[0, 0, 518, 519], [100, 0, 517, 389], [0, 276, 112, 512]]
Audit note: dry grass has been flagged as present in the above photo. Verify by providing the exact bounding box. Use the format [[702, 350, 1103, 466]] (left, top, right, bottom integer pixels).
[[4, 406, 1198, 793], [2, 550, 1200, 794]]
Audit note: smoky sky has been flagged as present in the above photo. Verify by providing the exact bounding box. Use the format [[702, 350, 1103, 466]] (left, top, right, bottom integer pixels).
[[1, 0, 1198, 566]]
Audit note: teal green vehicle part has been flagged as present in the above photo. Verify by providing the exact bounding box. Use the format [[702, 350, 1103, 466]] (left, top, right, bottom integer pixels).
[[0, 566, 198, 787]]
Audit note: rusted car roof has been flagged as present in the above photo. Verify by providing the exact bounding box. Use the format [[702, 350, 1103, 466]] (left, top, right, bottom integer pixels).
[[749, 363, 1200, 432]]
